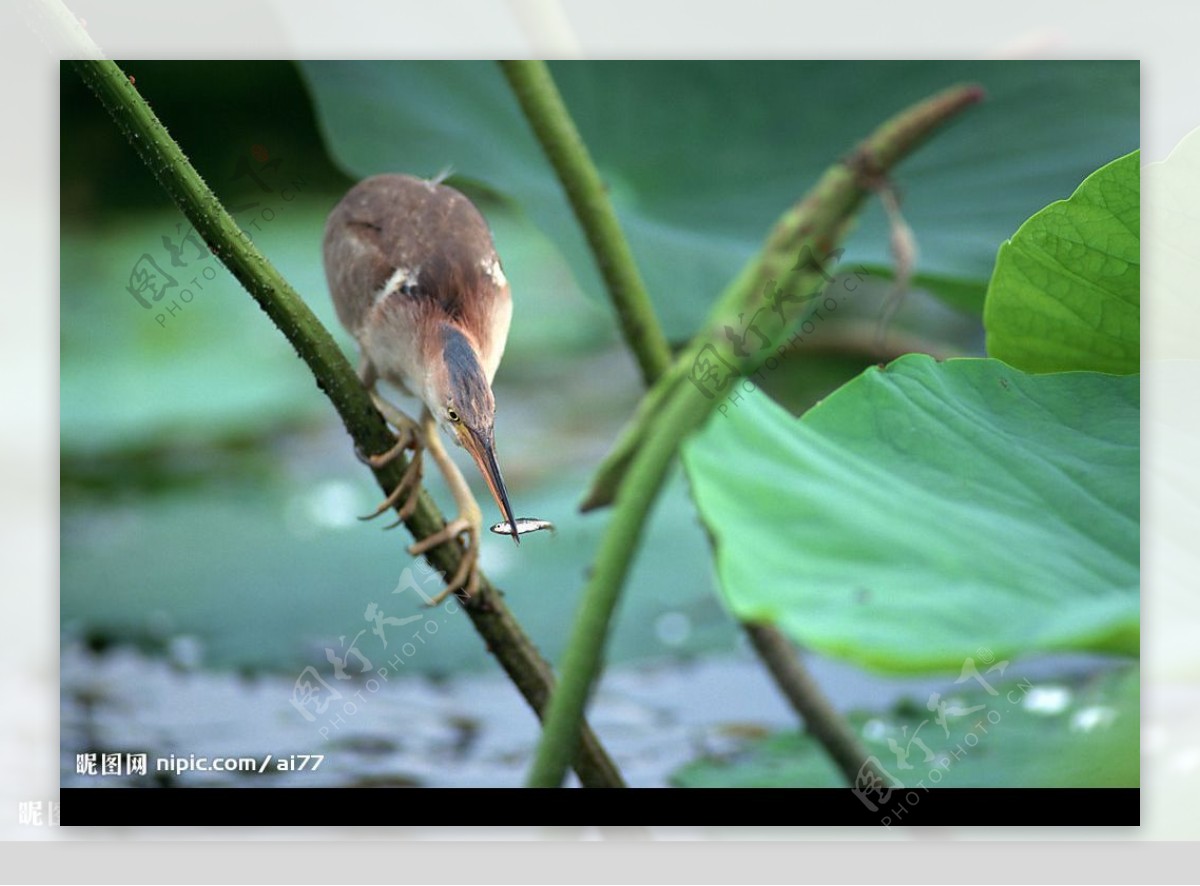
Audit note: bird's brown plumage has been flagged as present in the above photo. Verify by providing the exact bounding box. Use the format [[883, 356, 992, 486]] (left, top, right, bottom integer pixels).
[[322, 173, 520, 554], [322, 173, 512, 396]]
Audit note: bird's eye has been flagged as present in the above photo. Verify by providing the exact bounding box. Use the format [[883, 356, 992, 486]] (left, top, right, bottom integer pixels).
[[447, 409, 460, 423]]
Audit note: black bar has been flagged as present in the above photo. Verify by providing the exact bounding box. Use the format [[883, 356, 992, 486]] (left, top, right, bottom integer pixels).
[[61, 788, 1139, 827]]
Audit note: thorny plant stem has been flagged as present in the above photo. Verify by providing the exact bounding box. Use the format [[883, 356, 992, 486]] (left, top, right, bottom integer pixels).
[[73, 57, 625, 788]]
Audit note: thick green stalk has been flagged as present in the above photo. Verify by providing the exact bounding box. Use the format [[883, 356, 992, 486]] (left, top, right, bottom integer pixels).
[[526, 370, 714, 786], [72, 57, 625, 788], [526, 83, 984, 787], [498, 60, 673, 386], [582, 84, 985, 511]]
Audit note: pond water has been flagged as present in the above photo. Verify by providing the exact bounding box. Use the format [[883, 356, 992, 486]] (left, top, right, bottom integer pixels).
[[61, 639, 1120, 789]]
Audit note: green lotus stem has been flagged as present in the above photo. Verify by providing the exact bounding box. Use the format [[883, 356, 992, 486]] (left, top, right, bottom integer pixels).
[[527, 82, 984, 788], [499, 59, 673, 386], [526, 367, 715, 787], [583, 83, 985, 511]]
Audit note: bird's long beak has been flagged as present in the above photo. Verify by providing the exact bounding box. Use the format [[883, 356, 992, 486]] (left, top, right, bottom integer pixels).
[[459, 425, 520, 545]]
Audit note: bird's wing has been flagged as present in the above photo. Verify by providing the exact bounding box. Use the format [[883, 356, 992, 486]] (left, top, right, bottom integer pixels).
[[323, 173, 504, 343]]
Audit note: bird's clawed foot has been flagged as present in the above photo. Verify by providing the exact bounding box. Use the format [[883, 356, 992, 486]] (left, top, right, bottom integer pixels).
[[358, 409, 425, 526], [407, 506, 482, 606]]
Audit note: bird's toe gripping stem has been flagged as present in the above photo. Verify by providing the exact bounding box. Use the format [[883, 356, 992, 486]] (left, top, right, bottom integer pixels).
[[358, 425, 425, 527], [407, 506, 482, 606]]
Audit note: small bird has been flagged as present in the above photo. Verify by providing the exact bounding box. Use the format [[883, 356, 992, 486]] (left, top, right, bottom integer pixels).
[[323, 173, 518, 603]]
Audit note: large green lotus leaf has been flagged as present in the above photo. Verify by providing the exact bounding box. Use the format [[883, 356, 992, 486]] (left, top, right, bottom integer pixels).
[[681, 354, 1139, 672], [984, 151, 1140, 374], [673, 665, 1139, 788], [298, 61, 1138, 334]]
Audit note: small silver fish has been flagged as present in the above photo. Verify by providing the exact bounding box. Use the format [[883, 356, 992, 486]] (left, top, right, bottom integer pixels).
[[490, 518, 556, 537]]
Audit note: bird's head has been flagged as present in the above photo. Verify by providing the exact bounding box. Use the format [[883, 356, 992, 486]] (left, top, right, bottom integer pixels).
[[431, 323, 519, 544]]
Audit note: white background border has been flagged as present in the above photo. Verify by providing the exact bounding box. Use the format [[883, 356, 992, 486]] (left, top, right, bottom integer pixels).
[[5, 0, 1197, 876]]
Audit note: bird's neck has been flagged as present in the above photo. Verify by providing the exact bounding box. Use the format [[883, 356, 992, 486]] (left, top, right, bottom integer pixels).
[[439, 323, 490, 403]]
